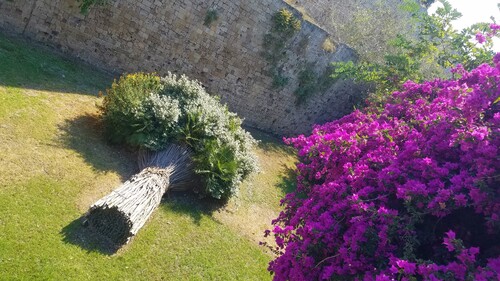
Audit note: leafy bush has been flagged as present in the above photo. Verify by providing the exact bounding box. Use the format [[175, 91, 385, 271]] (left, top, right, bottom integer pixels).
[[272, 9, 301, 35], [267, 58, 500, 280], [100, 73, 258, 200], [77, 0, 108, 14], [101, 73, 163, 146], [294, 66, 318, 104], [204, 9, 218, 26], [332, 1, 500, 105]]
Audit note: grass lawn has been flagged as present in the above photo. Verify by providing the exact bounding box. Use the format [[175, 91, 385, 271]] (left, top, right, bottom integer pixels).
[[0, 33, 296, 280]]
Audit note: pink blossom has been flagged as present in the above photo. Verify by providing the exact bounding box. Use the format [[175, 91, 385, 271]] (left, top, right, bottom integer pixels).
[[443, 230, 456, 252], [396, 260, 417, 274], [268, 57, 500, 281], [476, 33, 486, 44], [490, 23, 500, 31]]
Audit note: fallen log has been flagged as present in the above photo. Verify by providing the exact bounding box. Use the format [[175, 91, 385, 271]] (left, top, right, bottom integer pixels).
[[84, 144, 194, 245]]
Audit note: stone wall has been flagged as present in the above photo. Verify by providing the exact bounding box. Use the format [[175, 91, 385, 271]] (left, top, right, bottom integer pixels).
[[290, 0, 410, 34], [0, 0, 360, 136]]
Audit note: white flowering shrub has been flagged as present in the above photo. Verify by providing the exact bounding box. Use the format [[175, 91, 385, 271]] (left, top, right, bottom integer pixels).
[[160, 73, 258, 199], [132, 93, 181, 150], [100, 72, 258, 200]]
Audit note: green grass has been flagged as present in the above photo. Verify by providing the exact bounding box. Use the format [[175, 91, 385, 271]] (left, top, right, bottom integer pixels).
[[0, 34, 296, 280]]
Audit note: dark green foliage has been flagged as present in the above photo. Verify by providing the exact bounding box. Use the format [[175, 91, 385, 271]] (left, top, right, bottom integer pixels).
[[193, 139, 239, 199], [204, 9, 219, 26], [100, 73, 163, 146], [99, 73, 258, 200], [77, 0, 108, 15], [272, 71, 289, 88], [294, 66, 317, 104], [177, 111, 204, 148], [272, 8, 301, 35], [262, 9, 301, 89], [294, 65, 334, 104]]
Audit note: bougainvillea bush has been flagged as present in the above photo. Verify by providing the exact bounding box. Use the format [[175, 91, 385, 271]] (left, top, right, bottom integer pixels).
[[267, 58, 500, 280]]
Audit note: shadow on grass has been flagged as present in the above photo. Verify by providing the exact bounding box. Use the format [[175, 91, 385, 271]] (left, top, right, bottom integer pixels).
[[60, 191, 227, 255], [58, 114, 137, 254], [57, 114, 231, 253], [57, 114, 136, 180], [58, 114, 227, 251], [58, 119, 292, 254], [245, 126, 296, 155], [161, 191, 227, 226], [61, 217, 119, 255], [276, 165, 297, 195], [0, 32, 113, 96]]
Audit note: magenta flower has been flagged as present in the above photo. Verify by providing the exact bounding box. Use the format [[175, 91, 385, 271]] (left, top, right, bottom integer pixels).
[[476, 32, 486, 44], [443, 230, 456, 252], [490, 23, 500, 31], [396, 260, 417, 275], [494, 53, 500, 65], [267, 57, 500, 281]]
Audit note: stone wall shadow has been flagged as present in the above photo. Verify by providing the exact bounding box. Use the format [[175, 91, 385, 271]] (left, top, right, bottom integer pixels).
[[0, 32, 113, 96]]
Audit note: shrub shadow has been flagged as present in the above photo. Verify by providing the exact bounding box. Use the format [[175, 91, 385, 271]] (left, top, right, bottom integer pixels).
[[276, 165, 297, 195], [160, 190, 227, 226], [57, 114, 230, 252], [57, 114, 137, 180], [59, 120, 291, 253], [245, 126, 296, 156], [61, 190, 227, 255], [58, 114, 137, 254]]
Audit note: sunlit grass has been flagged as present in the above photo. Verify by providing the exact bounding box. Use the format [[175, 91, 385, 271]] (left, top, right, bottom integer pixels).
[[0, 33, 295, 280]]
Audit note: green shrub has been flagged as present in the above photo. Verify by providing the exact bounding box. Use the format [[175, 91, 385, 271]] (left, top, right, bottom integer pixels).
[[77, 0, 108, 14], [273, 9, 301, 35], [294, 66, 317, 104], [100, 73, 258, 200], [100, 73, 162, 146], [262, 9, 301, 89], [204, 9, 219, 26], [271, 71, 289, 88]]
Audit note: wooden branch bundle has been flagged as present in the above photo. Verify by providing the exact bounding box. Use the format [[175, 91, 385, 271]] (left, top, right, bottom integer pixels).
[[84, 144, 194, 245]]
